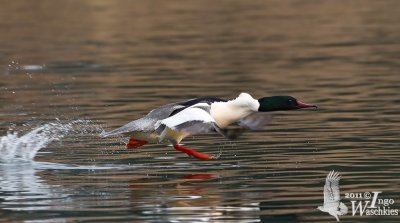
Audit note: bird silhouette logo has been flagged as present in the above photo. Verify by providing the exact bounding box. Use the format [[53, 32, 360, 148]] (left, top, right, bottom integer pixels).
[[317, 171, 348, 221]]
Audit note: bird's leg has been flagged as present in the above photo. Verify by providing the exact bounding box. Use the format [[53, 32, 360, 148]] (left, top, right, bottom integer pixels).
[[173, 144, 215, 160], [126, 138, 148, 149]]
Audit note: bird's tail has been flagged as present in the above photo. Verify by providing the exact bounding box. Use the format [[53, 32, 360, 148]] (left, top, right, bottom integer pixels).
[[100, 121, 137, 137], [100, 128, 124, 138], [100, 118, 149, 138]]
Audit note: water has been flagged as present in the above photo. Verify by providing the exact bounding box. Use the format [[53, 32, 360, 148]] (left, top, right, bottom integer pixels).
[[1, 0, 400, 222], [0, 120, 101, 160]]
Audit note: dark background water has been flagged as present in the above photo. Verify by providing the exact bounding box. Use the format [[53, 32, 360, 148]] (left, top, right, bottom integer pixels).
[[0, 0, 399, 222]]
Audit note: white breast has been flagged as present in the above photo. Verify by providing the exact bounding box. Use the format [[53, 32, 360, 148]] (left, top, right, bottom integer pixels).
[[210, 93, 260, 128]]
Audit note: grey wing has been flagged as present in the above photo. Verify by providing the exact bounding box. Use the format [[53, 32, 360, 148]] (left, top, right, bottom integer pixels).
[[323, 171, 341, 205], [157, 103, 220, 135], [218, 126, 246, 140], [100, 103, 184, 137], [172, 121, 220, 135], [219, 113, 273, 140], [239, 113, 273, 130]]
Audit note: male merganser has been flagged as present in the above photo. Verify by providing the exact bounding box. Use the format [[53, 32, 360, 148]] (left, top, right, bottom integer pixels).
[[101, 93, 317, 160]]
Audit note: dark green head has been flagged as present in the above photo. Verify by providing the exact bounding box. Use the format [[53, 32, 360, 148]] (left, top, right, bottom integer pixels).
[[258, 96, 318, 112]]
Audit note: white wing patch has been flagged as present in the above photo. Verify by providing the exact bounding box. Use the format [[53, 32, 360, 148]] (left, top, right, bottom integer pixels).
[[158, 103, 215, 130]]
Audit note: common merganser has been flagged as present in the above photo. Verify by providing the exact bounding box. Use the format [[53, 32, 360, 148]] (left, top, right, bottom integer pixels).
[[101, 93, 317, 160]]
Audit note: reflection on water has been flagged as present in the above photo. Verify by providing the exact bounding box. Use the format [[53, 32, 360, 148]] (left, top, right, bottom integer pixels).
[[0, 162, 60, 203], [1, 0, 400, 222]]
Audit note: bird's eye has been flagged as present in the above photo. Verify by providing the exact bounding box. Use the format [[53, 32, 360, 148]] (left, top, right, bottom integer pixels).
[[288, 99, 296, 106]]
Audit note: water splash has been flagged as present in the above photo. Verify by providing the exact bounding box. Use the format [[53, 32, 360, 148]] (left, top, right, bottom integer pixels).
[[0, 120, 103, 161]]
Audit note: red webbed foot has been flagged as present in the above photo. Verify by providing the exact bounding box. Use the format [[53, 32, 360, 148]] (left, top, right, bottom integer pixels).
[[173, 144, 216, 160], [126, 138, 148, 149]]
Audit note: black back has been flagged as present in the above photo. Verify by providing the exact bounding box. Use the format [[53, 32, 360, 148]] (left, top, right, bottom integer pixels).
[[169, 97, 226, 117]]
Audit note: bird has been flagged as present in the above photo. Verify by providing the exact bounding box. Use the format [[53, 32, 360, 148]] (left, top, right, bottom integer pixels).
[[101, 92, 317, 160], [317, 171, 348, 221]]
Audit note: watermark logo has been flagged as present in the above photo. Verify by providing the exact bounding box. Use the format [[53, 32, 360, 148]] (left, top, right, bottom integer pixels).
[[317, 171, 348, 221], [317, 171, 399, 221], [348, 191, 399, 216]]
